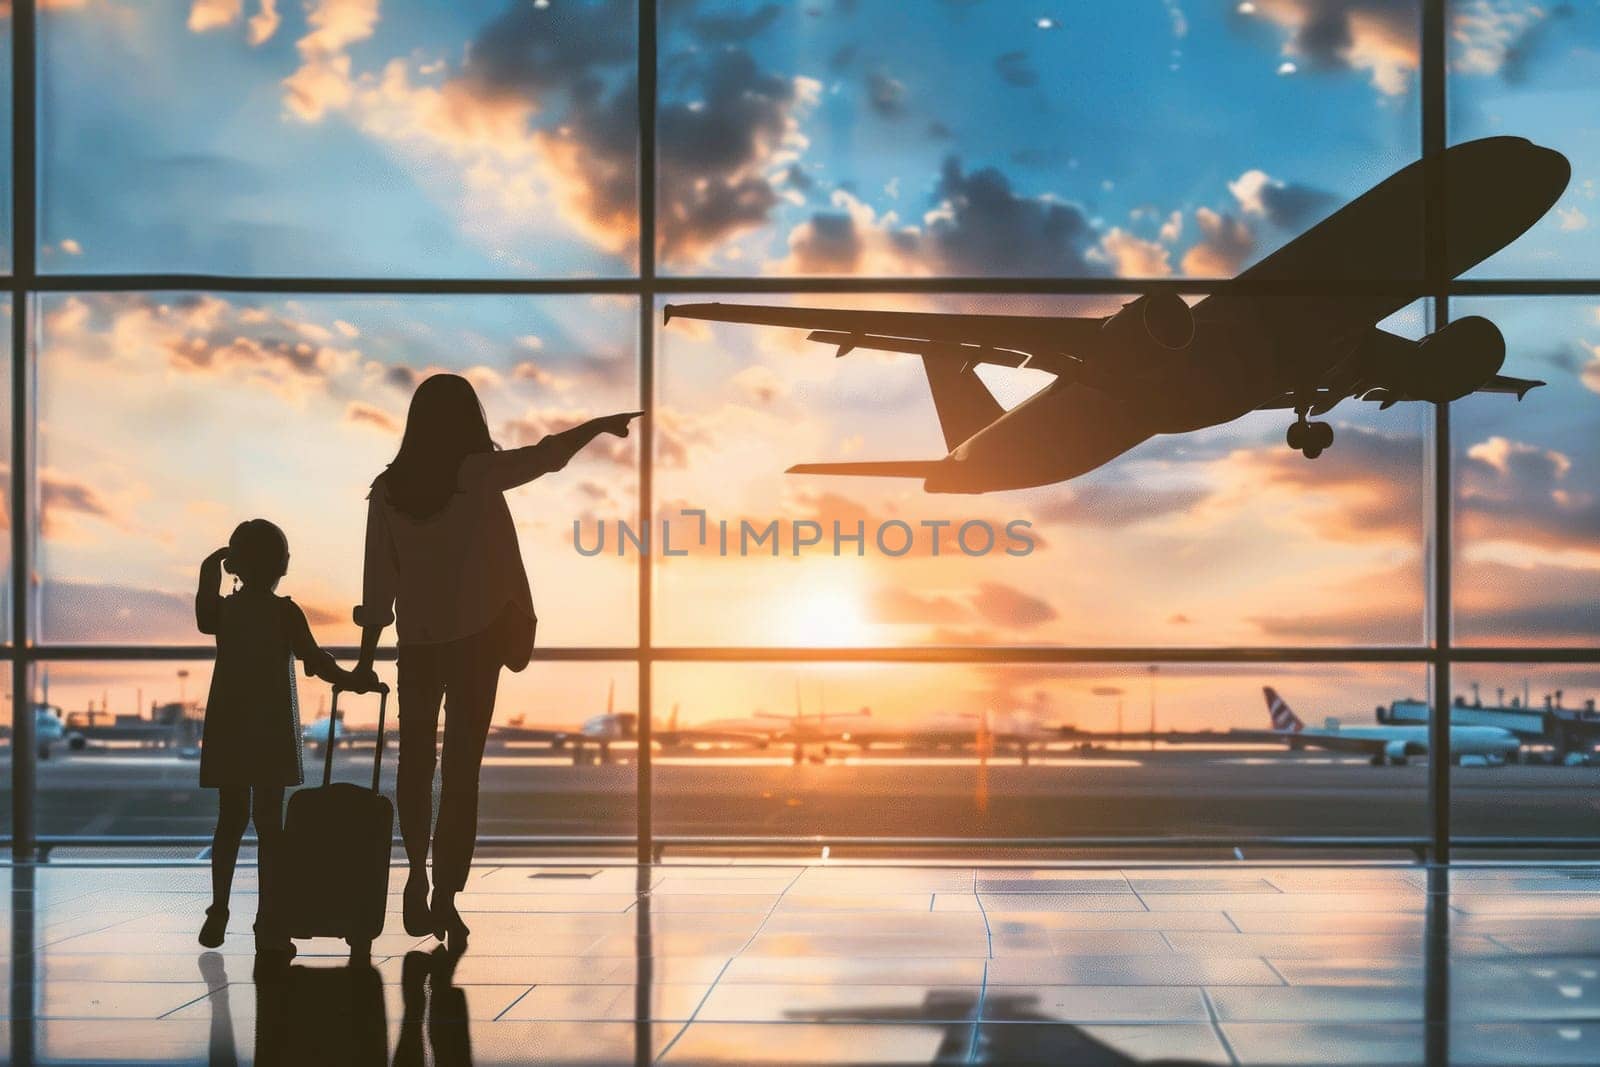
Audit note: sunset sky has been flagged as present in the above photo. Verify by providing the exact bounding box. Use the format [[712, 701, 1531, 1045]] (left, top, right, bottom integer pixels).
[[15, 1, 1600, 730]]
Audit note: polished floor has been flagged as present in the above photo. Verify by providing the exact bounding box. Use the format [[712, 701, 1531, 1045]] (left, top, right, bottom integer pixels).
[[3, 860, 1600, 1065]]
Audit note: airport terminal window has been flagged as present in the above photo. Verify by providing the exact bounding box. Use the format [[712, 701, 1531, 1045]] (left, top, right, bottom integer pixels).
[[5, 2, 1597, 854], [1449, 1, 1600, 278], [655, 0, 1421, 278], [655, 294, 1430, 648], [1447, 664, 1600, 844], [1451, 297, 1600, 649], [36, 0, 640, 277], [34, 293, 640, 648], [652, 662, 1429, 842], [32, 660, 638, 840]]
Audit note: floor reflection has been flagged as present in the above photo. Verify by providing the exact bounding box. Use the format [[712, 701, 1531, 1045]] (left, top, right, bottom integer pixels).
[[789, 988, 1212, 1064], [204, 951, 390, 1066], [12, 861, 1600, 1064]]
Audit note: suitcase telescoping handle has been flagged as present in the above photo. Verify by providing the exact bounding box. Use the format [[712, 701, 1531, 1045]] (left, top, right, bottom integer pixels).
[[323, 683, 391, 791]]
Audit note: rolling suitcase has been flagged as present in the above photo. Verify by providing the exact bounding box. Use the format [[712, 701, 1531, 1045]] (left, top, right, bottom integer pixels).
[[283, 685, 393, 952]]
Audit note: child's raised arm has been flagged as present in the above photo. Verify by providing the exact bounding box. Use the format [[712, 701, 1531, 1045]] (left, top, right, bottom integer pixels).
[[195, 546, 229, 635]]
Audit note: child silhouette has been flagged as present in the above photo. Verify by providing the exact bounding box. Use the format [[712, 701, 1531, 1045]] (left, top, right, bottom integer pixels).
[[195, 519, 358, 957]]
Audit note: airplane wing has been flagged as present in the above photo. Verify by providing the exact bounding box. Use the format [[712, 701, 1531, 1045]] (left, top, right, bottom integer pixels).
[[664, 302, 1102, 375], [491, 724, 579, 744]]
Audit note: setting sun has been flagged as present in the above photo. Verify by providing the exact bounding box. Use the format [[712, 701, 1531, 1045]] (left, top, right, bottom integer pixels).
[[783, 580, 873, 647]]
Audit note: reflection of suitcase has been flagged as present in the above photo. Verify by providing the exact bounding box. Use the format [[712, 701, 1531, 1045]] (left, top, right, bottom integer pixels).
[[283, 687, 392, 950], [253, 961, 389, 1067]]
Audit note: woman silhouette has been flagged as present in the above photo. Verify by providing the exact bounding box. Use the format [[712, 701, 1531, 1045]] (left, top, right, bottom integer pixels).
[[351, 373, 639, 950]]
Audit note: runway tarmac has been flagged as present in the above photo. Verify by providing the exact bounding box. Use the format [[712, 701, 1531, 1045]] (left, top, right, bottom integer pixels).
[[7, 746, 1597, 848]]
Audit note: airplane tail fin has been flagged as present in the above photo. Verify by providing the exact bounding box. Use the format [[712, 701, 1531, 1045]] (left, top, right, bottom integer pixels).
[[920, 354, 1005, 451], [1263, 687, 1305, 733], [787, 460, 946, 479]]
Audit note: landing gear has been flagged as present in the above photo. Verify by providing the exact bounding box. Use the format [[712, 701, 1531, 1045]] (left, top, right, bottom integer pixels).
[[1286, 418, 1334, 459]]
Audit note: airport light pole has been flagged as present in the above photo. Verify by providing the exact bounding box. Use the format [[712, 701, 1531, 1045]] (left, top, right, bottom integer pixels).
[[1147, 665, 1159, 751]]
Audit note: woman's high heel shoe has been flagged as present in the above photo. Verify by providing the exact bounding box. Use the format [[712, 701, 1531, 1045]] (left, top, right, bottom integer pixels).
[[403, 869, 432, 937], [198, 905, 229, 948], [431, 892, 470, 952]]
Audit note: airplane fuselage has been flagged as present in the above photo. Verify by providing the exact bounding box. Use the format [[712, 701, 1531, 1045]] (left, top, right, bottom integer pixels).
[[925, 137, 1569, 493], [1289, 723, 1520, 761]]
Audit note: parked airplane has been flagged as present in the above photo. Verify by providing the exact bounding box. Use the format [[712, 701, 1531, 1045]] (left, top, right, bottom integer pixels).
[[664, 137, 1565, 492], [854, 708, 1073, 763], [488, 681, 641, 765], [497, 683, 766, 764], [1259, 687, 1519, 766]]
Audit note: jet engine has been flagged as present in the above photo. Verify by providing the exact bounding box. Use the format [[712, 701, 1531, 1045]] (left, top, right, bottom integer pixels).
[[1099, 291, 1196, 356], [1371, 738, 1412, 767], [1385, 316, 1505, 403]]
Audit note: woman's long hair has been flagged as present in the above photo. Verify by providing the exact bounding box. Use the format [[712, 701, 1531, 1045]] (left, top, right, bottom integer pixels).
[[377, 373, 498, 519]]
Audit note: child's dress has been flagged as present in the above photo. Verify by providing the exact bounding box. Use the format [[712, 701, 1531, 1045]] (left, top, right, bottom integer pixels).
[[199, 589, 338, 788]]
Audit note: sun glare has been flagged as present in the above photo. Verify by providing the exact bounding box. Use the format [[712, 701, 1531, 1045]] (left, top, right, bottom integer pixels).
[[785, 582, 874, 647]]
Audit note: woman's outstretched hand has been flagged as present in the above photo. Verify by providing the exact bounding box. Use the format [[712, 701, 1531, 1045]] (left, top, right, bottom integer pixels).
[[597, 411, 644, 438]]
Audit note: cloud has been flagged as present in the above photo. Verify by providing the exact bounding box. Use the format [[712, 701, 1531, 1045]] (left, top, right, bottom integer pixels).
[[345, 401, 400, 434], [1459, 435, 1600, 554], [1585, 346, 1600, 396], [41, 293, 358, 401], [868, 586, 971, 625], [248, 0, 281, 45], [1033, 484, 1208, 528], [1457, 559, 1600, 644], [1218, 425, 1423, 544], [970, 581, 1058, 629], [782, 208, 862, 273], [282, 0, 379, 121], [678, 1, 782, 42], [1247, 0, 1419, 95], [190, 0, 279, 43], [779, 190, 920, 274], [1250, 603, 1421, 643], [866, 71, 908, 118], [42, 580, 196, 643], [1248, 562, 1424, 643], [510, 359, 574, 392], [271, 1, 819, 265], [1452, 0, 1572, 83], [1091, 228, 1173, 277], [924, 157, 1098, 276], [1557, 206, 1589, 233], [40, 470, 127, 541], [1181, 208, 1254, 275], [656, 49, 822, 264], [1228, 169, 1337, 230], [42, 472, 117, 523], [731, 364, 788, 406], [994, 50, 1039, 88], [188, 0, 240, 33]]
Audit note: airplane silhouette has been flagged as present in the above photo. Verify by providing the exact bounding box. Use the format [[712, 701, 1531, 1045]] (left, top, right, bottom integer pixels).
[[665, 137, 1567, 493], [786, 988, 1208, 1064]]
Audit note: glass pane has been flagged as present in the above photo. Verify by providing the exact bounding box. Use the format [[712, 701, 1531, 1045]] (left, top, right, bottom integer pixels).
[[36, 293, 638, 646], [657, 0, 1419, 276], [1449, 664, 1600, 846], [653, 662, 1427, 844], [1452, 298, 1600, 647], [39, 1, 639, 276], [656, 295, 1428, 647], [34, 660, 636, 839], [1450, 1, 1600, 277]]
